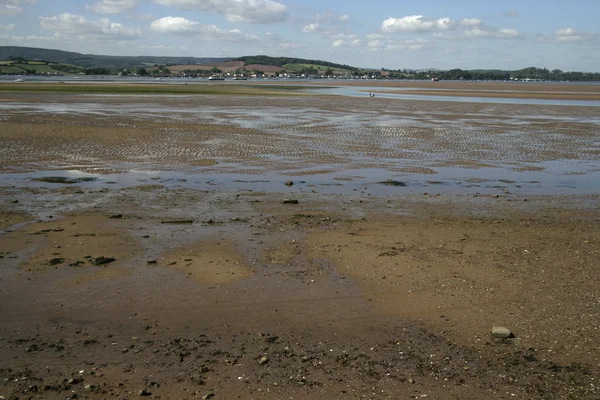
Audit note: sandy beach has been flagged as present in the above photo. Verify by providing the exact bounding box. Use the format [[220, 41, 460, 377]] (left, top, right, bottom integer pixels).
[[1, 82, 599, 399]]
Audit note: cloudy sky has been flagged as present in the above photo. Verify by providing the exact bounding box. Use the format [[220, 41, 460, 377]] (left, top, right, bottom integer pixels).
[[0, 0, 599, 71]]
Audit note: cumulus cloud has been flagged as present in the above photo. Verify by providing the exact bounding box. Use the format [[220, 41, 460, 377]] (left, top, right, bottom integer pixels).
[[0, 23, 15, 30], [302, 23, 322, 33], [460, 18, 481, 26], [39, 13, 142, 40], [331, 32, 356, 40], [554, 28, 596, 43], [386, 38, 428, 51], [339, 14, 350, 22], [366, 33, 384, 40], [86, 0, 141, 14], [332, 39, 344, 47], [150, 16, 258, 42], [381, 15, 454, 33], [152, 0, 288, 24], [0, 4, 22, 14], [464, 26, 519, 39]]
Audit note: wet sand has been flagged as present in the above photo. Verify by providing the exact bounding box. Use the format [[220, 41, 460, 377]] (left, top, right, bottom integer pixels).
[[1, 87, 600, 399]]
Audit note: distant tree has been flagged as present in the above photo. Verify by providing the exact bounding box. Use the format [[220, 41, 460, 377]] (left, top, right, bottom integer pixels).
[[137, 67, 148, 76]]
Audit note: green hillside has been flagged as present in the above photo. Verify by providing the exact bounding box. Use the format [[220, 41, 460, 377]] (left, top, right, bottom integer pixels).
[[283, 63, 352, 74], [0, 46, 231, 69], [0, 60, 84, 75]]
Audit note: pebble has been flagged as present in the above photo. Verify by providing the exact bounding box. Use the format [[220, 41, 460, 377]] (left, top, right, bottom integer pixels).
[[285, 180, 294, 186], [282, 199, 299, 204], [492, 326, 513, 338], [259, 355, 269, 365], [138, 388, 151, 396]]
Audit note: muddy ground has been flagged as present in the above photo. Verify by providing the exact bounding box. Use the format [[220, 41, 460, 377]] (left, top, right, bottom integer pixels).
[[1, 90, 600, 399]]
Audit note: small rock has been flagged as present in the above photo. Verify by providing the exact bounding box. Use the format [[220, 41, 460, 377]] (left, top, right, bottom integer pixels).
[[492, 326, 513, 338], [282, 199, 299, 204], [202, 392, 215, 400], [138, 389, 151, 396], [408, 378, 415, 384], [259, 356, 269, 365], [109, 214, 123, 219], [285, 180, 294, 186], [84, 384, 93, 392], [91, 256, 116, 266], [147, 260, 157, 265]]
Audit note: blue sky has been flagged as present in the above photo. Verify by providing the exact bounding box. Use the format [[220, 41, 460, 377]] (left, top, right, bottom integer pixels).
[[1, 0, 599, 71]]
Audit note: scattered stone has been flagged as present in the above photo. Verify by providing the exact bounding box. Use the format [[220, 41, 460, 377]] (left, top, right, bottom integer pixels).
[[84, 384, 93, 392], [48, 258, 65, 266], [259, 356, 269, 365], [378, 180, 407, 187], [161, 220, 194, 224], [69, 260, 85, 267], [492, 326, 513, 338], [147, 260, 157, 265], [282, 199, 299, 204], [138, 388, 151, 396], [202, 392, 215, 400], [285, 180, 294, 186], [109, 214, 123, 219], [91, 256, 116, 266], [264, 335, 279, 343]]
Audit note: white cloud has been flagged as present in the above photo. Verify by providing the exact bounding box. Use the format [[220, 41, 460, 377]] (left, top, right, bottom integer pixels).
[[0, 4, 22, 14], [386, 38, 428, 51], [366, 33, 384, 40], [150, 16, 258, 42], [302, 23, 321, 33], [331, 32, 356, 40], [278, 41, 306, 49], [554, 28, 596, 43], [339, 14, 350, 22], [368, 40, 383, 48], [332, 39, 344, 47], [381, 15, 454, 33], [460, 18, 481, 26], [86, 0, 141, 14], [0, 23, 15, 30], [39, 13, 142, 40], [152, 0, 288, 24], [465, 26, 519, 39]]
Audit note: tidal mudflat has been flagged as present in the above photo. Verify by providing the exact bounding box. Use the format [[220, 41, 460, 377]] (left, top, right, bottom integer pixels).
[[1, 84, 599, 399]]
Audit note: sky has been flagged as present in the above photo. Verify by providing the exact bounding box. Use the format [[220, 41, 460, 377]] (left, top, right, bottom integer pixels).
[[0, 0, 599, 71]]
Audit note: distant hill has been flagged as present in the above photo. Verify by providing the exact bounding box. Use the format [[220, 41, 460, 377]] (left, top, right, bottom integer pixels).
[[0, 46, 230, 69], [233, 55, 357, 72]]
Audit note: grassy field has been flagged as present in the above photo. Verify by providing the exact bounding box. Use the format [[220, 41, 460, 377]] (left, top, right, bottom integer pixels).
[[0, 82, 317, 95], [0, 61, 84, 75], [284, 63, 351, 74], [0, 66, 23, 74]]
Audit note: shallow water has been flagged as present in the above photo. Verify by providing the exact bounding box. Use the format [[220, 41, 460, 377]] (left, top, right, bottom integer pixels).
[[2, 160, 600, 196], [306, 86, 600, 107]]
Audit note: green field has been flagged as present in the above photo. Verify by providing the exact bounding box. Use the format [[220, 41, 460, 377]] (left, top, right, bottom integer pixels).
[[283, 63, 351, 74], [0, 66, 23, 74], [0, 61, 84, 75]]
